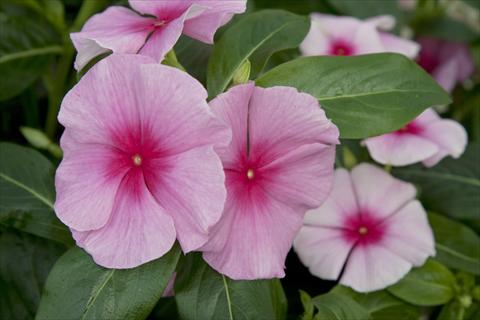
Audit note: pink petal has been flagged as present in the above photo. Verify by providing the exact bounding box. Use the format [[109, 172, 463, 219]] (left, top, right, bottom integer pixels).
[[381, 201, 435, 266], [70, 6, 154, 70], [302, 168, 358, 229], [136, 63, 231, 154], [261, 143, 336, 210], [365, 15, 396, 30], [294, 226, 354, 280], [209, 83, 254, 168], [362, 133, 439, 166], [183, 1, 247, 43], [203, 195, 304, 280], [129, 0, 192, 18], [55, 142, 129, 231], [420, 119, 467, 167], [350, 164, 417, 219], [144, 146, 227, 253], [379, 32, 420, 58], [72, 169, 176, 269], [249, 86, 339, 163], [58, 54, 154, 147], [340, 243, 413, 292]]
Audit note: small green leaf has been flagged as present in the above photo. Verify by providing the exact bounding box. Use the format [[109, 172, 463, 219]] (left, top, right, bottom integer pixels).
[[428, 212, 480, 275], [311, 290, 371, 320], [300, 290, 314, 320], [388, 259, 456, 306], [207, 9, 310, 98], [20, 127, 62, 158], [256, 53, 450, 139], [394, 143, 480, 219], [174, 253, 287, 320], [0, 142, 71, 245], [36, 245, 181, 320], [232, 59, 251, 86]]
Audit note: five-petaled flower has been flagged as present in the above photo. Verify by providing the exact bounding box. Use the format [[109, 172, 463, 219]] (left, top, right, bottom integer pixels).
[[362, 108, 467, 167], [55, 54, 231, 268], [300, 14, 419, 58], [417, 37, 475, 93], [71, 0, 246, 70], [200, 82, 339, 279], [294, 164, 435, 293]]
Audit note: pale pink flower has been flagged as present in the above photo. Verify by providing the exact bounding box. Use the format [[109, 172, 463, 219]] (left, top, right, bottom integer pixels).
[[300, 14, 419, 58], [55, 54, 231, 268], [294, 164, 435, 293], [200, 83, 339, 280], [417, 37, 475, 92], [362, 108, 467, 167], [71, 0, 246, 70]]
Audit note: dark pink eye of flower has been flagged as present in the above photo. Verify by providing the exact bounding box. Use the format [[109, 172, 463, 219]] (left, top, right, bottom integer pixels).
[[329, 39, 355, 56], [394, 121, 423, 135], [417, 50, 440, 74], [342, 211, 386, 246]]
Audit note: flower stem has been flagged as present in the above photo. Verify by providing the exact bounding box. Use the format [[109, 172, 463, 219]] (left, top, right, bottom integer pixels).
[[44, 0, 108, 139], [384, 164, 392, 173]]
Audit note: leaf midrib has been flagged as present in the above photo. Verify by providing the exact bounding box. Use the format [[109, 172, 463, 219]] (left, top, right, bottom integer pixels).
[[436, 243, 480, 265], [397, 170, 480, 187], [0, 172, 54, 209], [82, 269, 115, 320], [0, 45, 63, 64]]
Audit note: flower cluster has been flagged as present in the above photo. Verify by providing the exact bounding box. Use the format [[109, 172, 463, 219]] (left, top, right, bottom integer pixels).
[[54, 1, 472, 295]]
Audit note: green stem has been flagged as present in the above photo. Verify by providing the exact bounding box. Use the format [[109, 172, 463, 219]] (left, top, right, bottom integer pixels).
[[384, 164, 392, 173], [44, 0, 108, 139]]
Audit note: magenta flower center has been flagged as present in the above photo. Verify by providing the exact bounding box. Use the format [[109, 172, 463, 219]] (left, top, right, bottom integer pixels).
[[343, 211, 386, 246], [417, 50, 440, 74], [329, 39, 355, 56], [394, 121, 423, 135]]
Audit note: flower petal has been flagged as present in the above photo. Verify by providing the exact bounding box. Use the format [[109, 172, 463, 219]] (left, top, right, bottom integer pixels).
[[379, 32, 419, 58], [381, 201, 435, 266], [302, 168, 358, 229], [261, 143, 336, 210], [70, 6, 153, 70], [421, 119, 467, 167], [72, 169, 176, 269], [137, 63, 231, 154], [340, 243, 413, 292], [129, 0, 192, 18], [203, 194, 304, 279], [144, 146, 226, 253], [183, 1, 247, 43], [362, 133, 439, 166], [294, 226, 353, 280], [249, 86, 339, 164], [350, 164, 417, 219], [58, 54, 154, 147], [55, 141, 129, 231]]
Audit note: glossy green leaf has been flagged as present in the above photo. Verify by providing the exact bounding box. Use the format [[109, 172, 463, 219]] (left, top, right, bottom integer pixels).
[[207, 9, 310, 98], [429, 212, 480, 275], [394, 143, 480, 219], [0, 142, 71, 245], [36, 245, 181, 320], [0, 230, 65, 320], [331, 286, 420, 320], [0, 4, 62, 101], [256, 53, 451, 138], [388, 259, 456, 306], [174, 253, 287, 320], [311, 290, 371, 320]]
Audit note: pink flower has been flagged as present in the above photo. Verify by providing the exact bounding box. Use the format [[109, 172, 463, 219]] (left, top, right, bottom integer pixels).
[[300, 14, 419, 58], [362, 108, 467, 167], [417, 37, 475, 92], [200, 83, 339, 279], [55, 54, 231, 268], [294, 164, 435, 293], [71, 0, 246, 70]]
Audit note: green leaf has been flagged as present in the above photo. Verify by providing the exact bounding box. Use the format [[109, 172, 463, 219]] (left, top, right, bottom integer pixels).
[[256, 53, 451, 139], [330, 286, 420, 320], [311, 290, 371, 320], [0, 230, 65, 320], [0, 142, 72, 245], [174, 253, 287, 320], [207, 9, 310, 98], [429, 212, 480, 275], [388, 259, 456, 306], [0, 4, 62, 101], [438, 301, 466, 320], [394, 143, 480, 219], [36, 245, 181, 320]]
